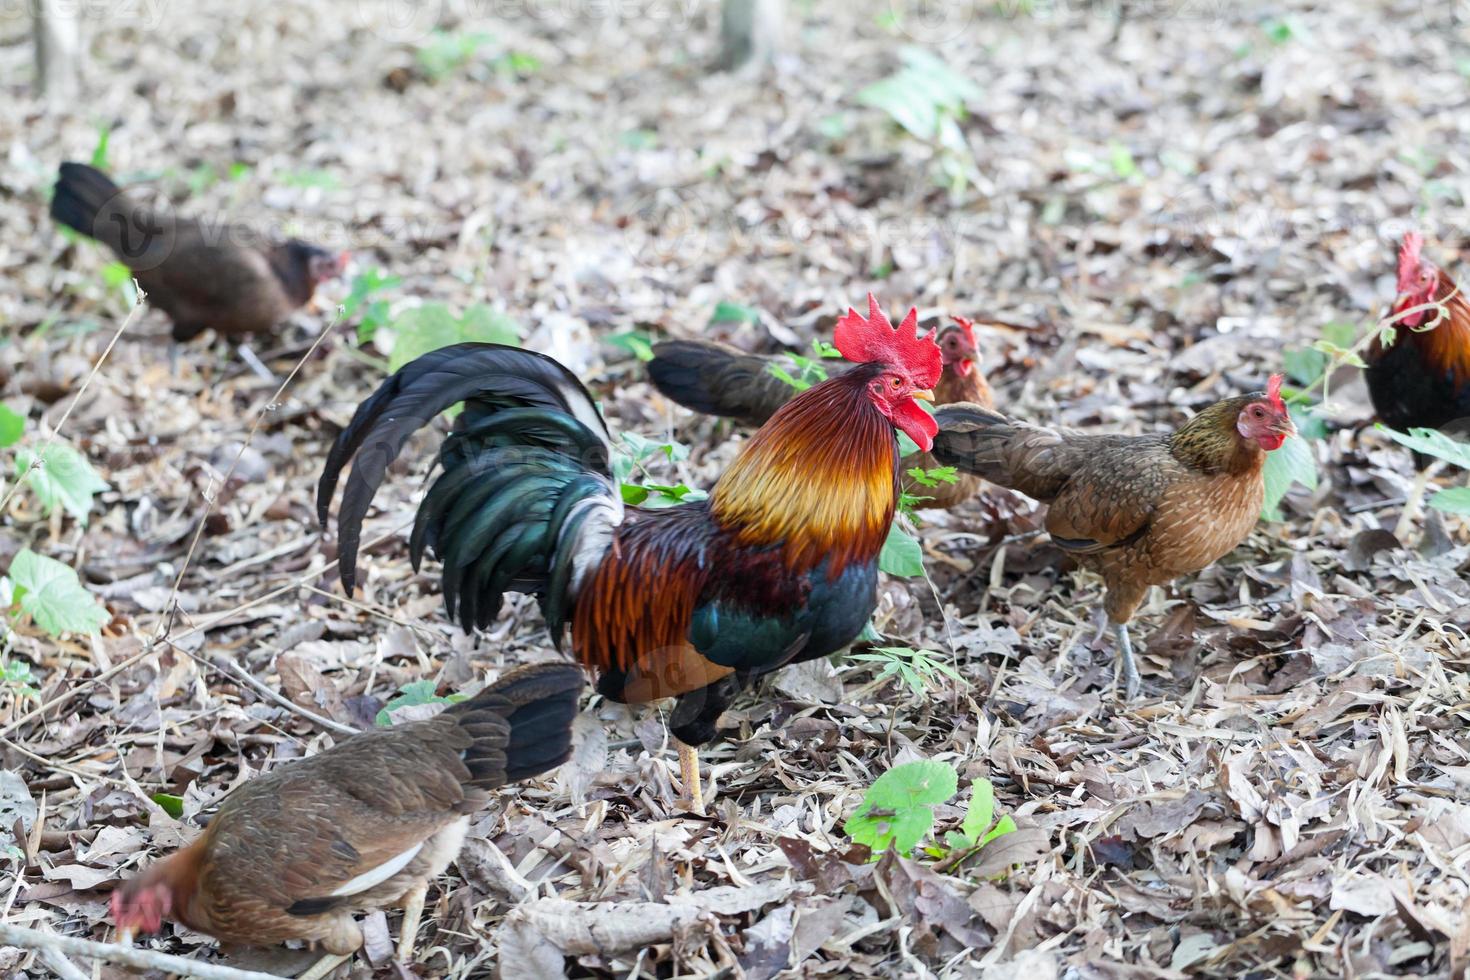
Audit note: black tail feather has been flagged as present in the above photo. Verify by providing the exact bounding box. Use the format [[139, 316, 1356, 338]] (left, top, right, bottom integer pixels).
[[448, 662, 584, 788]]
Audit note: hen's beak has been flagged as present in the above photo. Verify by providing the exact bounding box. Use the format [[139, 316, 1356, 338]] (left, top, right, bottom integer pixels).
[[912, 389, 934, 402], [1272, 415, 1297, 436], [118, 927, 136, 946]]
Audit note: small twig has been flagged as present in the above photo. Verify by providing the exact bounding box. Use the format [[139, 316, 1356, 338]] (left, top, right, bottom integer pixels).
[[0, 302, 144, 517], [0, 923, 288, 980], [155, 310, 343, 643], [174, 642, 356, 736], [40, 948, 91, 980], [0, 524, 403, 740]]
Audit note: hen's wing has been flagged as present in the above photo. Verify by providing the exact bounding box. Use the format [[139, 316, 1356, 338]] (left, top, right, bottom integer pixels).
[[648, 340, 840, 426]]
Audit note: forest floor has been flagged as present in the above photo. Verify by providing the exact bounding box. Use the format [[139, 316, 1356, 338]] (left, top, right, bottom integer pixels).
[[3, 0, 1470, 977]]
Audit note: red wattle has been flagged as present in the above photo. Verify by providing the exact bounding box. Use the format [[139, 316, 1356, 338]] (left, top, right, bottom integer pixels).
[[893, 398, 938, 452]]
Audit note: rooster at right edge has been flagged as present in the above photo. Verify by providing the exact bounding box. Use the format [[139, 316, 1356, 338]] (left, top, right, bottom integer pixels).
[[931, 378, 1294, 698], [1366, 232, 1470, 445]]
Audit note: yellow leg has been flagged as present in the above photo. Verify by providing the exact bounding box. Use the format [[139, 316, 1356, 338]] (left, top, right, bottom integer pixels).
[[677, 740, 705, 814], [396, 883, 427, 963], [1395, 461, 1444, 541], [297, 953, 351, 980]]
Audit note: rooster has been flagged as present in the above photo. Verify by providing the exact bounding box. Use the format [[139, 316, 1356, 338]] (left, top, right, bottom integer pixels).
[[1366, 231, 1470, 441], [50, 162, 347, 345], [109, 664, 581, 964], [648, 315, 994, 509], [931, 376, 1294, 697], [317, 295, 942, 810]]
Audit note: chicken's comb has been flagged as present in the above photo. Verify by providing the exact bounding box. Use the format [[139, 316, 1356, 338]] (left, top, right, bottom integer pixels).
[[834, 294, 942, 387], [949, 315, 978, 347], [1266, 373, 1286, 412], [1397, 231, 1425, 293]]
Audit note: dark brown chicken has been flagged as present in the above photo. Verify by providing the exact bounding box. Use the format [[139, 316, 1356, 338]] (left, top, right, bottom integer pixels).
[[931, 377, 1294, 697], [648, 316, 994, 509], [50, 162, 347, 342], [109, 664, 581, 961]]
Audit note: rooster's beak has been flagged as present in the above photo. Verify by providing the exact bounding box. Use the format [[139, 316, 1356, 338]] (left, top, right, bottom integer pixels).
[[912, 389, 934, 402]]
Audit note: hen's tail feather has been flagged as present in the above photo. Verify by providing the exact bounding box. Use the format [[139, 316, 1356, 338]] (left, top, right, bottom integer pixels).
[[647, 339, 805, 425], [447, 662, 583, 788], [50, 162, 129, 253], [930, 402, 1017, 479]]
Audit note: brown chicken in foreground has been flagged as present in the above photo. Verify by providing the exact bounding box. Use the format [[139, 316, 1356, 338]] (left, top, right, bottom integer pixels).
[[50, 162, 347, 343], [931, 377, 1294, 697], [109, 664, 581, 963], [647, 315, 995, 509]]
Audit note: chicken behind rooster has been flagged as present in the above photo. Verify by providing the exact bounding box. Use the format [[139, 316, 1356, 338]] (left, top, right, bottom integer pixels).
[[648, 315, 994, 509]]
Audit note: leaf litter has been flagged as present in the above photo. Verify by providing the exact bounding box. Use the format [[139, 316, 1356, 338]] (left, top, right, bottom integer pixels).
[[2, 0, 1470, 977]]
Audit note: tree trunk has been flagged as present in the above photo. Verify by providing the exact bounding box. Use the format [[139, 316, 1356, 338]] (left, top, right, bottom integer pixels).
[[717, 0, 784, 72], [33, 0, 83, 101]]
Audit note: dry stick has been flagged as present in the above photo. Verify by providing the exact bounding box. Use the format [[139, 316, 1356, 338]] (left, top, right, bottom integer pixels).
[[0, 524, 403, 741], [153, 311, 342, 645], [174, 641, 357, 736], [40, 948, 91, 980], [0, 302, 144, 517], [0, 923, 289, 980]]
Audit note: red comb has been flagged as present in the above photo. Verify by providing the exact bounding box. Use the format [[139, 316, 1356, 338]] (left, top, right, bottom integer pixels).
[[949, 315, 977, 346], [1397, 232, 1424, 294], [834, 294, 942, 388], [1266, 373, 1285, 411]]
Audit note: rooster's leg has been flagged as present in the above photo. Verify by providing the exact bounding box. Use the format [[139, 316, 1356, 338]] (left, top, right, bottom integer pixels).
[[396, 882, 427, 963], [677, 740, 705, 814], [1395, 460, 1446, 541], [296, 953, 351, 980], [1114, 623, 1141, 700]]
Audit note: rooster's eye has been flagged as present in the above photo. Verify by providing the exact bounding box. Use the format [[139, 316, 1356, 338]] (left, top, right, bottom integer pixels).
[[891, 377, 903, 389]]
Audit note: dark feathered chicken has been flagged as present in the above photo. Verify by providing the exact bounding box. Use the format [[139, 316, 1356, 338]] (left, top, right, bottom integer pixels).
[[648, 316, 994, 509], [50, 162, 347, 343]]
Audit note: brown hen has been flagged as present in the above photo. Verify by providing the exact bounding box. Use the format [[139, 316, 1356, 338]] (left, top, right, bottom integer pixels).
[[109, 663, 581, 961], [931, 377, 1294, 696]]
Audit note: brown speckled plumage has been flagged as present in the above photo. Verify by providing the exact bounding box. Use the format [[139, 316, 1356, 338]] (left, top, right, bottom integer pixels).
[[932, 393, 1275, 625]]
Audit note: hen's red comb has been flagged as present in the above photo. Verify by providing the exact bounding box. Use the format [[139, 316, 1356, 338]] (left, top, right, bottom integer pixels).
[[1266, 373, 1285, 412], [1398, 231, 1425, 293], [949, 315, 978, 347], [834, 294, 942, 388]]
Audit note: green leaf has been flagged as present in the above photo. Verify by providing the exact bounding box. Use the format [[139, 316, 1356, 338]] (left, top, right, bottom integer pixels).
[[709, 301, 761, 326], [878, 525, 925, 577], [1321, 320, 1358, 349], [981, 813, 1017, 845], [16, 443, 110, 525], [1260, 434, 1317, 519], [0, 405, 24, 448], [1429, 487, 1470, 515], [767, 363, 811, 393], [374, 679, 466, 726], [959, 779, 996, 846], [844, 759, 958, 856], [386, 303, 521, 374], [606, 331, 655, 362], [7, 549, 109, 637], [1108, 142, 1137, 179], [1380, 426, 1470, 470], [151, 793, 185, 818], [90, 124, 111, 170], [1282, 347, 1327, 387]]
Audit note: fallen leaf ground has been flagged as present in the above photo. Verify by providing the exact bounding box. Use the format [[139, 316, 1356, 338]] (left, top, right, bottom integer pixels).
[[3, 0, 1470, 977]]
